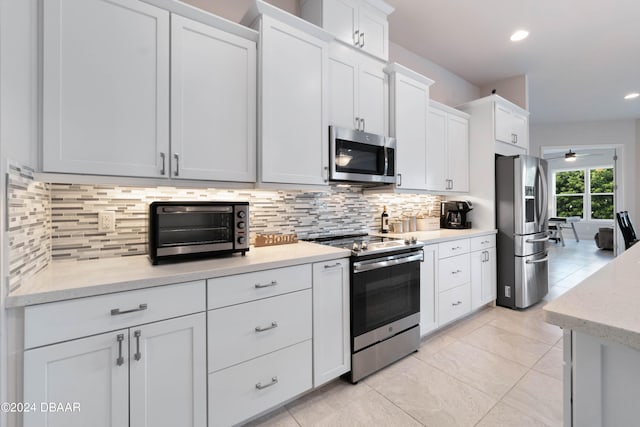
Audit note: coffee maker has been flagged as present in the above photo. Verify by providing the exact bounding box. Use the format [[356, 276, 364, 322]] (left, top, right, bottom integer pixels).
[[440, 200, 473, 229]]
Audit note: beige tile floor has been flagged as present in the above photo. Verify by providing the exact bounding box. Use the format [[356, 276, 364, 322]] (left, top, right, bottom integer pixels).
[[247, 240, 614, 427]]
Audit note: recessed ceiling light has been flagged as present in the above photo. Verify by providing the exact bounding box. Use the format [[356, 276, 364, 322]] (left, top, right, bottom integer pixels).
[[624, 92, 639, 100], [510, 30, 529, 42]]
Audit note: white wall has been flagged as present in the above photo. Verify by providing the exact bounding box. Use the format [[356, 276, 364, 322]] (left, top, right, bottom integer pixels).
[[480, 74, 528, 110], [531, 120, 638, 249], [389, 42, 480, 107]]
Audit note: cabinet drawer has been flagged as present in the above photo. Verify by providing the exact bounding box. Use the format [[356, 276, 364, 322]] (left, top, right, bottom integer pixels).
[[439, 283, 471, 326], [438, 239, 470, 258], [438, 254, 470, 292], [470, 234, 496, 252], [208, 289, 312, 372], [209, 340, 312, 427], [207, 264, 311, 309], [24, 281, 205, 349]]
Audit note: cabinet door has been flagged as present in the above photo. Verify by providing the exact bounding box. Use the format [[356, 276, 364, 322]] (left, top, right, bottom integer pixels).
[[260, 16, 329, 185], [420, 245, 438, 336], [512, 112, 529, 150], [357, 56, 387, 135], [24, 330, 129, 427], [471, 248, 497, 309], [312, 259, 350, 386], [447, 114, 469, 192], [42, 0, 169, 177], [328, 47, 358, 129], [483, 247, 497, 304], [494, 103, 513, 144], [357, 2, 389, 60], [394, 74, 428, 190], [171, 15, 256, 182], [470, 250, 484, 310], [130, 313, 206, 427], [426, 106, 447, 191], [323, 0, 358, 48]]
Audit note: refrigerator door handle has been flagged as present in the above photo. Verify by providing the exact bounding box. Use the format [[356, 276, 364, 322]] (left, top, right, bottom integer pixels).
[[526, 256, 549, 264], [526, 236, 550, 243], [537, 163, 549, 225]]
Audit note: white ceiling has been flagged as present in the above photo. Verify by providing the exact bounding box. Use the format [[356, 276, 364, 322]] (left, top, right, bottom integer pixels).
[[386, 0, 640, 124]]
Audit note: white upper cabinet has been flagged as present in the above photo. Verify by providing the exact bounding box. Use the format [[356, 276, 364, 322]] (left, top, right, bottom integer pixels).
[[171, 15, 256, 182], [243, 2, 333, 186], [386, 63, 433, 191], [426, 101, 470, 193], [329, 43, 387, 135], [495, 100, 529, 151], [301, 0, 393, 61], [42, 0, 170, 177], [42, 0, 258, 182]]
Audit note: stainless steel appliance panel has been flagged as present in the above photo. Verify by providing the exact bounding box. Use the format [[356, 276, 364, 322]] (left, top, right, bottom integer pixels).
[[353, 312, 420, 352], [513, 155, 549, 235], [351, 325, 419, 383], [496, 155, 549, 309], [515, 251, 549, 308], [329, 125, 396, 184]]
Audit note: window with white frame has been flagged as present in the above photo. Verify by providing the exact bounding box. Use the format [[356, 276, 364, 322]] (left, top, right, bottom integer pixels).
[[553, 167, 614, 220]]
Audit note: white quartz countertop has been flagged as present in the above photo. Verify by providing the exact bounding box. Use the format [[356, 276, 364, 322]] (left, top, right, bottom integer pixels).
[[7, 242, 350, 308], [7, 228, 497, 308], [544, 243, 640, 350], [371, 228, 497, 243]]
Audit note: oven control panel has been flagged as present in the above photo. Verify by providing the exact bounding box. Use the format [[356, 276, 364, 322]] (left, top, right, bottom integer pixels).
[[234, 205, 249, 249]]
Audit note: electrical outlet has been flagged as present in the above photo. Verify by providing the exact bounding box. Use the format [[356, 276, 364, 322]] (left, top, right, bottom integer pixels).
[[98, 211, 116, 232]]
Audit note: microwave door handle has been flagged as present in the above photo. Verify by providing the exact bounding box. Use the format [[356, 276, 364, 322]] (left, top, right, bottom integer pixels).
[[383, 145, 389, 177]]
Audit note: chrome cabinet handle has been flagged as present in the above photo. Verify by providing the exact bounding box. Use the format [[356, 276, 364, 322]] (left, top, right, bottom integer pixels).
[[482, 240, 490, 244], [173, 153, 180, 176], [355, 117, 360, 130], [116, 334, 124, 366], [134, 330, 142, 361], [451, 269, 462, 275], [397, 173, 402, 187], [255, 321, 278, 332], [359, 32, 364, 47], [324, 165, 329, 183], [255, 280, 277, 289], [111, 304, 148, 316], [353, 30, 359, 45], [324, 262, 342, 269], [256, 376, 278, 390], [160, 152, 166, 175], [452, 300, 462, 306], [452, 246, 462, 251], [361, 118, 365, 131]]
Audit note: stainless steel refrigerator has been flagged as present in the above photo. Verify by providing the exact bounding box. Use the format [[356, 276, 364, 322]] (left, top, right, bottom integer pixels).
[[496, 154, 549, 309]]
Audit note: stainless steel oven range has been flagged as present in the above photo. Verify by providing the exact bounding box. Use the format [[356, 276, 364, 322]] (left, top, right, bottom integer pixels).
[[309, 234, 423, 383]]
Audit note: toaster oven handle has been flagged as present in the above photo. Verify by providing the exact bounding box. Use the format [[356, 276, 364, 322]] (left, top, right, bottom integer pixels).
[[159, 206, 233, 214]]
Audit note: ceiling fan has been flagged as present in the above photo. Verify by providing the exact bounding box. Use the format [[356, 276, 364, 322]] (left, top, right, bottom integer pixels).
[[545, 149, 594, 162]]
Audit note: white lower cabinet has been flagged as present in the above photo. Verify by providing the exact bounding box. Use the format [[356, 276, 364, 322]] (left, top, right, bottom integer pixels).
[[210, 341, 312, 427], [420, 245, 438, 336], [438, 283, 471, 326], [470, 235, 497, 310], [436, 238, 471, 327], [312, 259, 350, 387], [207, 264, 314, 426], [24, 313, 207, 427]]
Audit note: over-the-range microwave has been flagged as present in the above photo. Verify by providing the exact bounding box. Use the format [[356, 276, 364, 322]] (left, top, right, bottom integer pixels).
[[329, 125, 396, 184], [148, 201, 249, 264]]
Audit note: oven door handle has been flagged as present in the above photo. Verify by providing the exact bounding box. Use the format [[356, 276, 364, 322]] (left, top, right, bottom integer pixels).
[[353, 251, 424, 273]]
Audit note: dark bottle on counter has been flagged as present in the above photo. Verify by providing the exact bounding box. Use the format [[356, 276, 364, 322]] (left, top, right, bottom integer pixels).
[[381, 205, 389, 233]]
